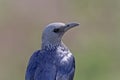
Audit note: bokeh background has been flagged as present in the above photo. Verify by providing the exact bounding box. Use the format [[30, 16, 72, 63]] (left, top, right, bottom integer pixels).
[[0, 0, 120, 80]]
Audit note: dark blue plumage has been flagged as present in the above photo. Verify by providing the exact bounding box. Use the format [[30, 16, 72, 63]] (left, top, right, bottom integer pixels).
[[25, 22, 79, 80]]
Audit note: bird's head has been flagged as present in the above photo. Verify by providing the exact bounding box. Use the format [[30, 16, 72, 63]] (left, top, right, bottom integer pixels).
[[41, 22, 79, 49]]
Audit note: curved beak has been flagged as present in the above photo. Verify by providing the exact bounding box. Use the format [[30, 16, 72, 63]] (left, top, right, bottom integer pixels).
[[63, 22, 80, 32]]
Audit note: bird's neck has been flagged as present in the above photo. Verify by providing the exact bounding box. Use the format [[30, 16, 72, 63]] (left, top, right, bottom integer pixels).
[[41, 41, 63, 50]]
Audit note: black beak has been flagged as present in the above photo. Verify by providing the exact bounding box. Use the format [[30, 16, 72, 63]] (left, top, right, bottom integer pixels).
[[63, 22, 80, 32]]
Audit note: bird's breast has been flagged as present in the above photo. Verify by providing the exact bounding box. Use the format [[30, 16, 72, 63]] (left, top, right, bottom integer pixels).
[[60, 52, 72, 64]]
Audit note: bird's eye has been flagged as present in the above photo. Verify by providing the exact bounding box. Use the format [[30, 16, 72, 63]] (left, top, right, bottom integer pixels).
[[53, 28, 60, 33]]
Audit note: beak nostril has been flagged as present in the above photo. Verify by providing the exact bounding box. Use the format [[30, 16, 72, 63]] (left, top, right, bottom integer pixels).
[[66, 24, 70, 27]]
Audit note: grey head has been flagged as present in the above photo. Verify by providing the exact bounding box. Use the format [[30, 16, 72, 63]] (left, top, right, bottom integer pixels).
[[41, 22, 79, 49]]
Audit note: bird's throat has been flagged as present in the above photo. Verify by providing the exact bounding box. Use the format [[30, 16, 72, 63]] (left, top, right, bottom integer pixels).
[[41, 40, 63, 51]]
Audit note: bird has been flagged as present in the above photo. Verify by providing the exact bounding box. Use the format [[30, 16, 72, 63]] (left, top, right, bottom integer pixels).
[[25, 22, 79, 80]]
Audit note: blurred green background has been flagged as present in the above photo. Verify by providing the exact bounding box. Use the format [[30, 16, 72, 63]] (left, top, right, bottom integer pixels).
[[0, 0, 120, 80]]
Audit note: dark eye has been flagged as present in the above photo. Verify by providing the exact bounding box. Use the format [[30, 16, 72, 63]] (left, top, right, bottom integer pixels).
[[53, 28, 60, 33]]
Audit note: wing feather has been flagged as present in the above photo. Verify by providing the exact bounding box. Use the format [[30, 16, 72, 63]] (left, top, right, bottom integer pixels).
[[25, 50, 57, 80]]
